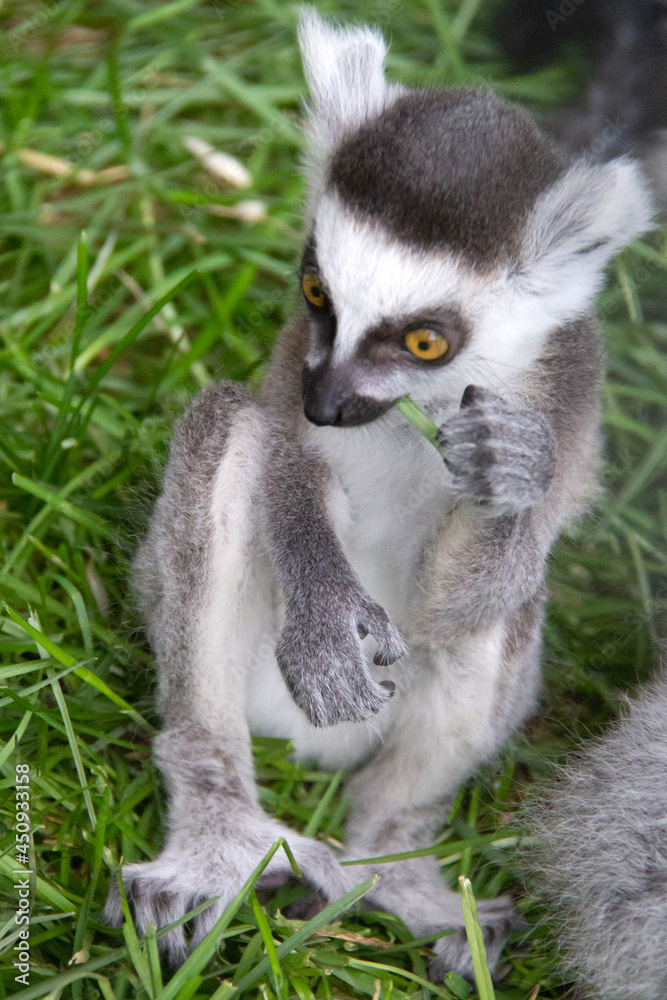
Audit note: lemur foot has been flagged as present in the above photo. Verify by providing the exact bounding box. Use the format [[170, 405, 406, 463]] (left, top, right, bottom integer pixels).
[[428, 895, 525, 983], [353, 855, 521, 983], [277, 586, 407, 728], [104, 817, 351, 967], [436, 385, 556, 512]]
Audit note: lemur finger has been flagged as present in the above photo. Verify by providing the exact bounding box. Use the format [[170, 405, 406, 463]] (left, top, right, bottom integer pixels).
[[459, 383, 504, 409], [189, 897, 225, 953], [359, 601, 407, 665], [373, 644, 404, 667], [375, 628, 408, 665], [280, 654, 392, 726], [108, 864, 189, 967], [308, 683, 389, 726]]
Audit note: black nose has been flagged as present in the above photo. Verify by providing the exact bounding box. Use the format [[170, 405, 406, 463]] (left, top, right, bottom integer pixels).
[[302, 370, 348, 426], [302, 365, 393, 428], [303, 396, 344, 426]]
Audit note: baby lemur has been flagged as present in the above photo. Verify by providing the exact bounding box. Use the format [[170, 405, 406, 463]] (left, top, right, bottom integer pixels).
[[105, 10, 653, 980]]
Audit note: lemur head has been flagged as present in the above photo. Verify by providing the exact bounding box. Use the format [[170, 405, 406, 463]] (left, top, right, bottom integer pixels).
[[296, 9, 654, 428]]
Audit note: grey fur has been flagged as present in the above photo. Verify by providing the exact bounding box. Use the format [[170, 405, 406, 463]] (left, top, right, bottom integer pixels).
[[263, 434, 406, 726], [524, 674, 667, 1000], [437, 385, 557, 512], [104, 10, 653, 982]]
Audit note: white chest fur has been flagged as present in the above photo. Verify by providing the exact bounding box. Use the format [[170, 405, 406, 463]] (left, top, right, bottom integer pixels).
[[243, 409, 456, 768], [307, 409, 456, 628]]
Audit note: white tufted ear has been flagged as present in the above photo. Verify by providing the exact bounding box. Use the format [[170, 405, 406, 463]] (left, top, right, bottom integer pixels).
[[297, 7, 402, 211], [519, 157, 655, 322]]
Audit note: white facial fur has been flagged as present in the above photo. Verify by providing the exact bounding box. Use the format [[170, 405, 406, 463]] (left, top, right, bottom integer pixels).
[[307, 165, 653, 409]]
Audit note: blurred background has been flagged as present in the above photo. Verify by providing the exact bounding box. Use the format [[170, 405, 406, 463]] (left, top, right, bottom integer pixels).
[[0, 2, 665, 998]]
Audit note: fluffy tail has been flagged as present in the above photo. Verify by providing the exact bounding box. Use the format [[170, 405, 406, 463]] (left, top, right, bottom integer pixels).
[[524, 673, 667, 1000]]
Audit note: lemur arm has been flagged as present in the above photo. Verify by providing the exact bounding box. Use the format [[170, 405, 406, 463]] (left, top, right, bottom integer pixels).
[[261, 429, 405, 727], [417, 317, 604, 640]]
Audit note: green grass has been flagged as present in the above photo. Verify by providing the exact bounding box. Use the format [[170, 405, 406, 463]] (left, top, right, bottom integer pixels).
[[0, 1, 666, 998]]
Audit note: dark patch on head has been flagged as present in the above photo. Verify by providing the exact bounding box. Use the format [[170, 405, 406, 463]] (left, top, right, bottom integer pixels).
[[328, 88, 568, 266]]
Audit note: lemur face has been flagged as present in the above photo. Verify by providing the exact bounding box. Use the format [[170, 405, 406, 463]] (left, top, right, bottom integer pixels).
[[300, 196, 475, 427], [297, 10, 653, 428]]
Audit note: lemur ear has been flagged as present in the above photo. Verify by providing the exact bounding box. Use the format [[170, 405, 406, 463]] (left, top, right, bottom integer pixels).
[[521, 158, 655, 314], [298, 7, 393, 145], [297, 7, 401, 208]]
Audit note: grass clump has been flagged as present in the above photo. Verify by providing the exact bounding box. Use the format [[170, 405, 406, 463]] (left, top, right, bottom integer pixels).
[[0, 2, 666, 999]]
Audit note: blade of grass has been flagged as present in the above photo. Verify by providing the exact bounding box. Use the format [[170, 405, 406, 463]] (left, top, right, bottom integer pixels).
[[395, 396, 445, 455], [3, 604, 152, 729], [250, 889, 284, 994], [303, 767, 344, 839], [233, 875, 380, 994], [158, 838, 294, 1000], [0, 709, 33, 768], [11, 473, 114, 539], [53, 575, 94, 659], [117, 865, 155, 998], [39, 233, 90, 478], [80, 268, 200, 393], [341, 832, 506, 866], [458, 877, 495, 1000], [25, 609, 96, 828], [71, 786, 110, 975], [127, 0, 201, 31], [107, 38, 133, 164], [422, 0, 465, 79], [145, 923, 164, 996], [45, 664, 97, 829], [344, 958, 454, 999]]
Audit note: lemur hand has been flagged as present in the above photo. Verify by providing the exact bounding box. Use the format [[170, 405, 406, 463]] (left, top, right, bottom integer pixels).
[[276, 585, 407, 728], [436, 384, 556, 512]]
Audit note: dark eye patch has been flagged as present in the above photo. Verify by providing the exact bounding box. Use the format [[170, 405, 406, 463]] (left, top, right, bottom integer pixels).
[[299, 233, 337, 347], [357, 307, 470, 368]]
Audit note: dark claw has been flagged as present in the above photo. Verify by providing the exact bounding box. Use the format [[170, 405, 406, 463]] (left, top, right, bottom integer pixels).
[[379, 680, 396, 695], [460, 384, 477, 408]]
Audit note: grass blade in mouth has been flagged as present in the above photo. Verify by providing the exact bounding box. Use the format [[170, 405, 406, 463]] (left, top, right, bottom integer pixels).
[[395, 395, 446, 457]]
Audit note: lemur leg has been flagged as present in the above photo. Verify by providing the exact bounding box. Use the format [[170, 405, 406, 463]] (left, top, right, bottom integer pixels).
[[105, 383, 350, 964], [343, 597, 543, 981]]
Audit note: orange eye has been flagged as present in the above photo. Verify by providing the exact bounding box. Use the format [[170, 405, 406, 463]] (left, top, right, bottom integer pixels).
[[404, 329, 450, 361], [302, 272, 327, 308]]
